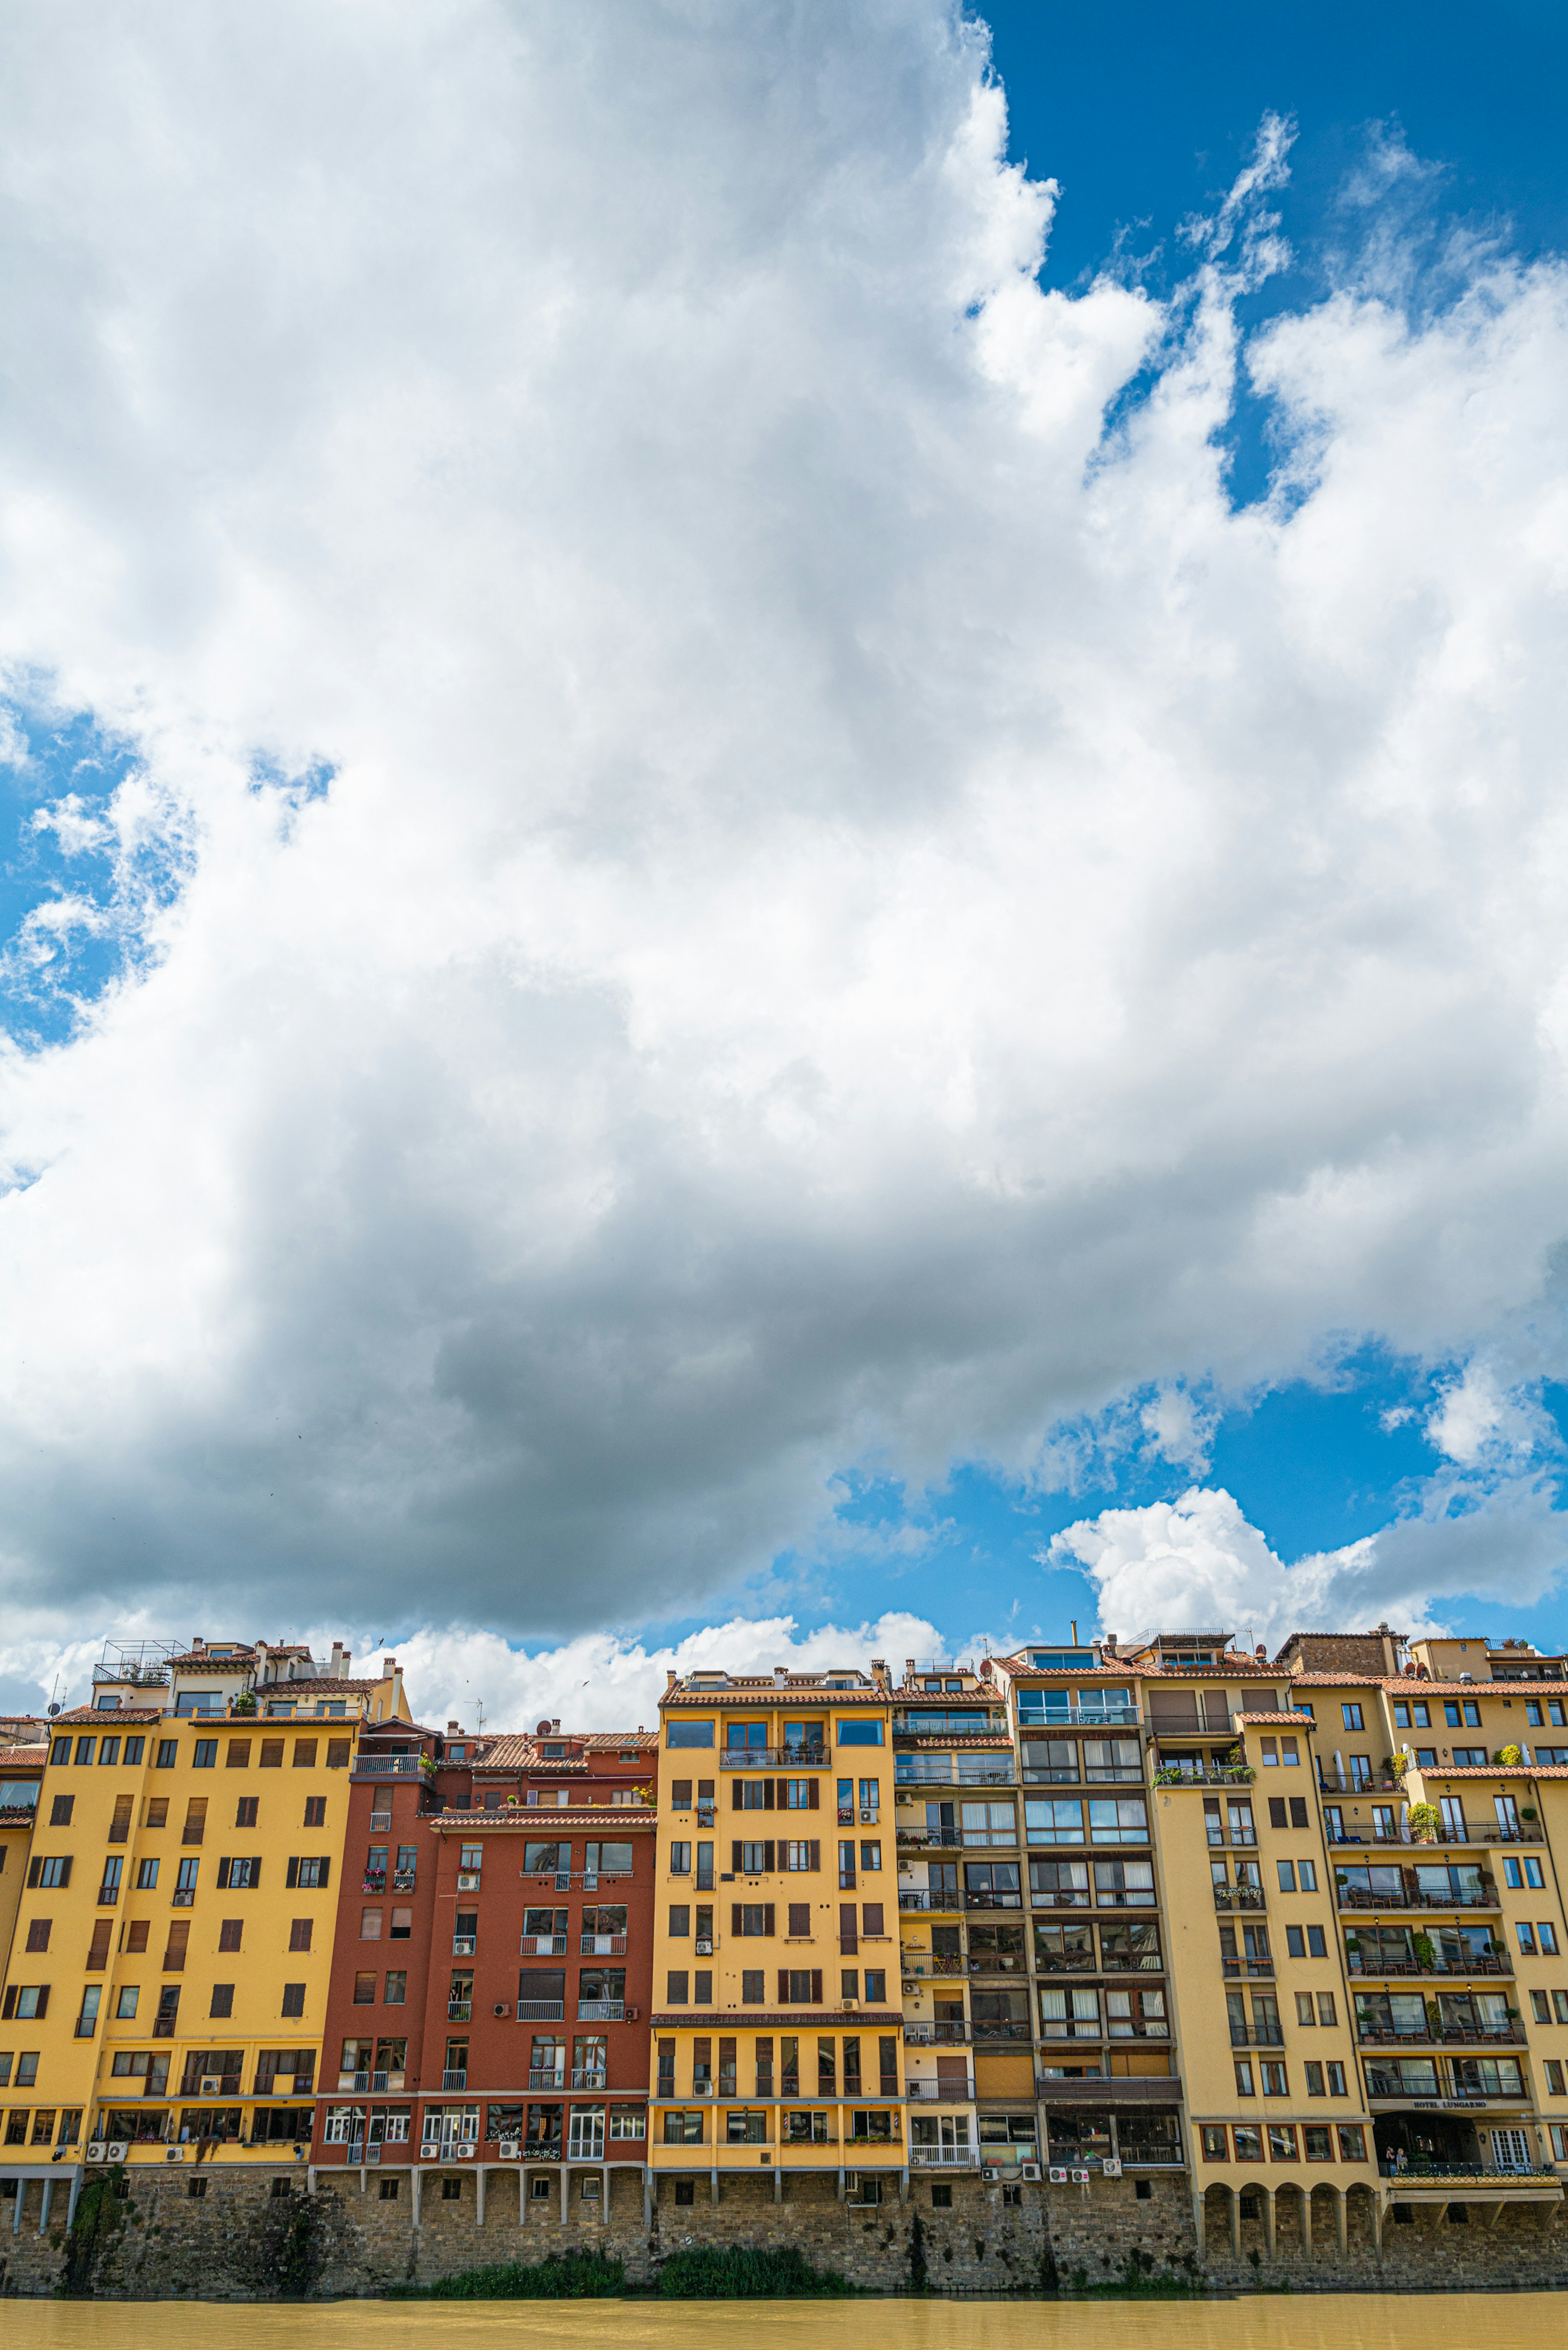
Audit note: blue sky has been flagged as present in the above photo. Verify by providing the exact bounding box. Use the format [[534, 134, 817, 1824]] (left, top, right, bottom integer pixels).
[[2, 1, 1568, 1720]]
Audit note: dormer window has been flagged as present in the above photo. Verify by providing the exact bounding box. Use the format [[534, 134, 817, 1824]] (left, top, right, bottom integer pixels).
[[542, 1743, 566, 1759], [448, 1744, 466, 1761]]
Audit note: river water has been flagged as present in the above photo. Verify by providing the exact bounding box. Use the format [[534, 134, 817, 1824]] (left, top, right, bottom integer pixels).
[[5, 2301, 1563, 2350]]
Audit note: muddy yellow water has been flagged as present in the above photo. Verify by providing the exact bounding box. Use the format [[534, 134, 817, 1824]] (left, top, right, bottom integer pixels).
[[2, 2303, 1560, 2350]]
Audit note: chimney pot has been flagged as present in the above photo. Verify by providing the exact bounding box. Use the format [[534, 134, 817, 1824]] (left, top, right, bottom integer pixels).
[[666, 1672, 678, 1690], [381, 1656, 396, 1678], [448, 1720, 460, 1732]]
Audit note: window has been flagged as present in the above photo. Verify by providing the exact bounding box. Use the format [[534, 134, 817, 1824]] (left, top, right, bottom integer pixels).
[[1232, 2125, 1263, 2161], [1234, 2060, 1254, 2096], [1546, 2062, 1566, 2095], [193, 1740, 217, 1769], [1298, 1859, 1317, 1891], [385, 1971, 407, 2003], [116, 1987, 139, 2019], [1304, 2062, 1324, 2096], [1260, 2062, 1287, 2096], [281, 1984, 306, 2018], [669, 1843, 691, 1875], [1543, 1923, 1561, 1956], [285, 1857, 329, 1889], [1555, 1991, 1568, 2024], [1277, 1861, 1296, 1891], [1295, 1993, 1315, 2025], [1341, 1704, 1363, 1731], [1201, 2125, 1229, 2160], [210, 1984, 234, 2018], [1518, 1924, 1538, 1955], [290, 1919, 313, 1952], [1337, 2125, 1367, 2161], [219, 1919, 243, 1952], [1267, 2124, 1296, 2160], [1532, 1990, 1550, 2023], [216, 1857, 261, 1889], [304, 1796, 327, 1826], [49, 1795, 72, 1827], [668, 1722, 715, 1748], [1326, 2062, 1347, 2096], [742, 1971, 765, 2002]]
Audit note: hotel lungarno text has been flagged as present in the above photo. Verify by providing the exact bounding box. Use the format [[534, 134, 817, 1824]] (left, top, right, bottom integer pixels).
[[7, 1623, 1568, 2292]]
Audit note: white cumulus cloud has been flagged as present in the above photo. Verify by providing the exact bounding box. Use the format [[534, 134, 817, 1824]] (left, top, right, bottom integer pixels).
[[0, 4, 1565, 1670]]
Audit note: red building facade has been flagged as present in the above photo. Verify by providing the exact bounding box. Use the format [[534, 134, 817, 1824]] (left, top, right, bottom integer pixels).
[[312, 1715, 657, 2219]]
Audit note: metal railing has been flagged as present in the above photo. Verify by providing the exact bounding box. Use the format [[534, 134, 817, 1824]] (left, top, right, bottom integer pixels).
[[1214, 1887, 1267, 1910], [1336, 1888, 1498, 1912], [1019, 1707, 1139, 1728], [517, 2000, 566, 2020], [1228, 2025, 1285, 2047], [897, 1764, 1017, 1788], [1356, 2024, 1527, 2046], [577, 2001, 624, 2022], [1316, 1773, 1403, 1794], [1380, 2161, 1557, 2182], [904, 2024, 971, 2045], [441, 2069, 468, 2089], [971, 2020, 1033, 2041], [906, 2077, 976, 2100], [964, 1953, 1029, 1973], [1221, 1957, 1275, 1978], [580, 1935, 627, 1956], [909, 2145, 980, 2167], [527, 2071, 567, 2090], [1151, 1765, 1255, 1787], [719, 1748, 829, 1769], [570, 2068, 607, 2089], [352, 1757, 426, 1777], [1345, 1955, 1512, 1978]]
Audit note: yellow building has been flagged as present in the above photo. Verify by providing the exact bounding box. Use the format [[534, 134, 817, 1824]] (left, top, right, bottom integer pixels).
[[647, 1663, 905, 2207], [0, 1638, 410, 2236], [0, 1742, 47, 1978]]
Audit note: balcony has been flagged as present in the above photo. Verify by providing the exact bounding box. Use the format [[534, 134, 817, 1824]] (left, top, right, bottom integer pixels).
[[580, 1935, 627, 1956], [1020, 1706, 1140, 1728], [1336, 1887, 1499, 1912], [517, 2000, 566, 2020], [520, 1934, 567, 1957], [904, 2023, 971, 2045], [441, 2069, 468, 2089], [1228, 2026, 1285, 2047], [906, 2077, 976, 2100], [393, 1871, 418, 1891], [1316, 1773, 1403, 1794], [899, 1891, 960, 1912], [900, 1951, 966, 1976], [363, 1873, 386, 1894], [965, 1952, 1028, 1975], [448, 2001, 472, 2022], [577, 2001, 625, 2022], [528, 2071, 567, 2091], [1356, 2025, 1527, 2047], [352, 1757, 427, 1777], [1347, 1955, 1512, 1979], [909, 2145, 980, 2167], [964, 1891, 1023, 1912], [897, 1764, 1017, 1789], [453, 1936, 476, 1956], [572, 2068, 608, 2089], [1150, 1764, 1255, 1787], [1221, 1958, 1275, 1978], [719, 1748, 828, 1769], [1213, 1887, 1267, 1911], [971, 2020, 1033, 2042]]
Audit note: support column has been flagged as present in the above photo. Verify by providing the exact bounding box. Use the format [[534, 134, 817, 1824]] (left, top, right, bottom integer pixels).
[[306, 2165, 317, 2197], [1301, 2185, 1313, 2257], [1369, 2190, 1382, 2254], [1334, 2185, 1347, 2256], [1227, 2185, 1239, 2257], [1192, 2187, 1205, 2264], [67, 2174, 83, 2228], [13, 2182, 26, 2236], [899, 2168, 909, 2205], [517, 2165, 526, 2226], [561, 2165, 571, 2224], [39, 2180, 52, 2232], [476, 2165, 486, 2227], [643, 2167, 653, 2227], [773, 2165, 783, 2204], [412, 2167, 423, 2229], [1262, 2187, 1275, 2258], [709, 2165, 719, 2207]]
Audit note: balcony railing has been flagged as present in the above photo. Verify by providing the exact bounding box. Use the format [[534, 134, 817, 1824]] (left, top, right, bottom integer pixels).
[[1214, 1887, 1267, 1910], [964, 1891, 1024, 1912], [1330, 1824, 1542, 1848], [965, 1953, 1028, 1973], [1023, 1766, 1145, 1786], [520, 1934, 568, 1957], [719, 1748, 828, 1769], [1336, 1888, 1499, 1912], [363, 1873, 386, 1893], [1379, 2161, 1557, 2182], [909, 2145, 980, 2167], [577, 2001, 624, 2022], [571, 2068, 608, 2089], [1021, 1706, 1140, 1727], [352, 1757, 427, 1777], [1345, 1955, 1512, 1978], [453, 1936, 476, 1956], [580, 1935, 627, 1956], [1221, 1958, 1275, 1978], [517, 2000, 566, 2020], [441, 2069, 468, 2089], [528, 2071, 567, 2091], [904, 2023, 971, 2045], [1228, 2025, 1285, 2047], [901, 1951, 967, 1976], [899, 1891, 960, 1912], [906, 2077, 976, 2100], [971, 2020, 1033, 2041], [1150, 1764, 1255, 1787], [897, 1764, 1017, 1788], [1316, 1773, 1403, 1794], [448, 2000, 472, 2021], [1356, 2025, 1527, 2047]]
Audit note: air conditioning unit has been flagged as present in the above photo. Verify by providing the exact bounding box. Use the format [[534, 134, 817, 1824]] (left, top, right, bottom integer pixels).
[[165, 2148, 185, 2162], [1071, 2167, 1091, 2184], [493, 2002, 510, 2017], [457, 1871, 481, 1890], [860, 1810, 875, 1823], [458, 2143, 477, 2160], [1048, 2166, 1069, 2184], [107, 2143, 129, 2163], [1101, 2158, 1122, 2179], [1020, 2162, 1042, 2181], [86, 2144, 107, 2164], [421, 2143, 441, 2160], [842, 1995, 858, 2008], [695, 1938, 713, 1955], [626, 2005, 641, 2021], [981, 2165, 1000, 2181], [200, 2077, 222, 2096], [499, 2140, 522, 2160]]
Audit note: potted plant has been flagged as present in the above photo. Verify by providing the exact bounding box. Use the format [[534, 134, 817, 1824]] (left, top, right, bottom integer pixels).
[[1405, 1802, 1440, 1843], [1153, 1764, 1184, 1787], [1412, 1930, 1435, 1970], [1495, 1744, 1523, 1768], [232, 1692, 256, 1717], [1521, 1806, 1538, 1822]]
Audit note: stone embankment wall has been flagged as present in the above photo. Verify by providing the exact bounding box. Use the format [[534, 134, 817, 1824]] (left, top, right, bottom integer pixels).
[[2, 2166, 1567, 2296]]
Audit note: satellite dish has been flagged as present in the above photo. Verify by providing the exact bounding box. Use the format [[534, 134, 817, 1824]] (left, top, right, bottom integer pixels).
[[47, 1703, 61, 1718], [536, 1719, 552, 1738]]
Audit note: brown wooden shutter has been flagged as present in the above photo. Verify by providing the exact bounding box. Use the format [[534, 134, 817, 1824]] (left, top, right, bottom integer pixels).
[[763, 1904, 775, 1936], [126, 1920, 149, 1953], [182, 1798, 207, 1845], [807, 1839, 820, 1871], [808, 1779, 819, 1809], [778, 1969, 789, 2002], [260, 1740, 284, 1767], [810, 1969, 822, 2003], [862, 1901, 884, 1936], [764, 1780, 775, 1810], [732, 1903, 743, 1935], [292, 1739, 318, 1768], [327, 1739, 352, 1768], [87, 1917, 113, 1971], [733, 1780, 744, 1810], [226, 1740, 251, 1768], [731, 1841, 743, 1873], [108, 1796, 134, 1844], [764, 1841, 775, 1873], [163, 1920, 189, 1971], [840, 1902, 858, 1953]]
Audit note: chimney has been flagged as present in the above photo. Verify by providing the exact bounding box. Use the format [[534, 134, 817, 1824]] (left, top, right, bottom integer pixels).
[[551, 1718, 560, 1734], [666, 1672, 678, 1691], [773, 1667, 788, 1687], [1255, 1645, 1267, 1661], [1103, 1634, 1118, 1654], [381, 1656, 396, 1679], [448, 1720, 460, 1733], [329, 1642, 347, 1679], [870, 1658, 890, 1694], [192, 1637, 205, 1652], [905, 1658, 916, 1674]]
